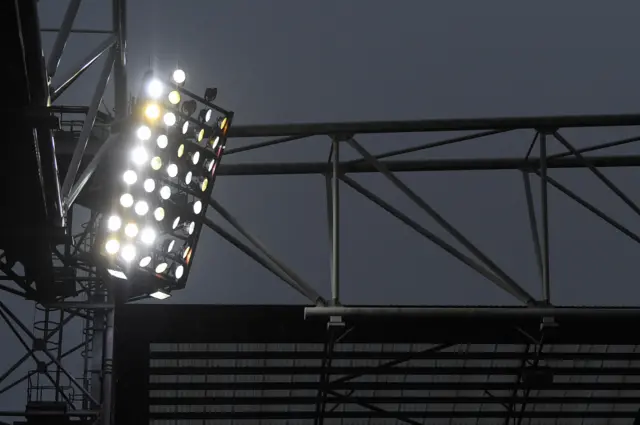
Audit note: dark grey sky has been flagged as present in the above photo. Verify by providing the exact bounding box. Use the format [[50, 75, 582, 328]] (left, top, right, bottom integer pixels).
[[29, 1, 640, 306], [3, 0, 640, 411]]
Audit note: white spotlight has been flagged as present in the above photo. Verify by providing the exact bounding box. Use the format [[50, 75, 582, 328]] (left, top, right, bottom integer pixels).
[[191, 151, 200, 165], [123, 170, 137, 185], [181, 121, 189, 135], [105, 238, 120, 254], [160, 186, 171, 200], [120, 193, 134, 208], [139, 256, 152, 267], [155, 262, 169, 273], [146, 79, 164, 98], [172, 69, 186, 84], [134, 200, 149, 216], [193, 201, 202, 215], [124, 222, 139, 238], [143, 178, 156, 193], [107, 269, 127, 280], [136, 125, 151, 141], [150, 290, 171, 300], [107, 215, 122, 231], [156, 134, 168, 149], [175, 265, 185, 279], [185, 171, 193, 184], [120, 244, 137, 263], [140, 227, 156, 245], [163, 112, 176, 126], [131, 146, 148, 165], [167, 163, 178, 178], [187, 222, 195, 235]]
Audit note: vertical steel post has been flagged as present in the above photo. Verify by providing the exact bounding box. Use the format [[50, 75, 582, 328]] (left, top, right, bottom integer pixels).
[[113, 0, 128, 118], [331, 138, 340, 305], [539, 132, 550, 303], [99, 2, 127, 423]]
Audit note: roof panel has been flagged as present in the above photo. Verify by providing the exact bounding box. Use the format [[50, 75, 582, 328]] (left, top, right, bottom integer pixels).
[[116, 305, 640, 423]]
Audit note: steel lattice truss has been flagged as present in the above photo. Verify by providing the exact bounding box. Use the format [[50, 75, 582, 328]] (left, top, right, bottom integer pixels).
[[3, 0, 640, 423]]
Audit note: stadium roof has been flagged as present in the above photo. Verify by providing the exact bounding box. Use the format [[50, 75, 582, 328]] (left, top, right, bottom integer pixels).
[[115, 305, 640, 423]]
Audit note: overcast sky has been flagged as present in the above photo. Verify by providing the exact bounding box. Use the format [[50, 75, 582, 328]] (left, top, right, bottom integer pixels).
[[3, 0, 640, 414]]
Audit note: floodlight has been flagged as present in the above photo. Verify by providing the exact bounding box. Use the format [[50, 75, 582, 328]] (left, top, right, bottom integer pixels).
[[136, 125, 151, 141], [105, 238, 120, 254], [144, 103, 161, 121], [123, 170, 137, 185], [160, 185, 171, 200], [120, 244, 137, 263], [168, 90, 181, 105], [139, 256, 152, 267], [140, 227, 156, 245], [153, 207, 165, 221], [155, 262, 169, 274], [151, 156, 163, 171], [163, 112, 177, 126], [204, 87, 217, 102], [204, 158, 216, 173], [175, 265, 185, 279], [181, 100, 197, 116], [198, 108, 213, 123], [167, 163, 178, 178], [192, 176, 208, 192], [131, 146, 149, 165], [107, 269, 127, 280], [218, 117, 228, 131], [162, 239, 176, 253], [98, 66, 233, 301], [192, 201, 203, 215], [120, 193, 134, 208], [134, 200, 149, 216], [150, 290, 171, 300], [156, 134, 169, 149], [124, 222, 139, 238], [172, 69, 186, 84], [143, 178, 156, 193], [146, 79, 164, 99], [107, 215, 122, 231]]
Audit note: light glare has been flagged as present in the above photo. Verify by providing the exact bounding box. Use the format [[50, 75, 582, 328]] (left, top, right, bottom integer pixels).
[[107, 215, 121, 231], [120, 244, 137, 263], [172, 69, 186, 84], [163, 112, 176, 126], [105, 239, 120, 254], [136, 125, 151, 141], [143, 178, 156, 193], [120, 193, 134, 208], [123, 170, 137, 185], [147, 79, 163, 98], [160, 186, 171, 200], [134, 200, 149, 216], [131, 146, 148, 165]]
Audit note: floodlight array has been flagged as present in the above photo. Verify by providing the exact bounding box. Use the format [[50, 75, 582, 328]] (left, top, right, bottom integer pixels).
[[97, 69, 232, 299]]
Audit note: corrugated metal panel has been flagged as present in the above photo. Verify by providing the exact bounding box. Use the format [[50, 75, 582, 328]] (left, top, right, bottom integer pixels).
[[146, 342, 640, 424]]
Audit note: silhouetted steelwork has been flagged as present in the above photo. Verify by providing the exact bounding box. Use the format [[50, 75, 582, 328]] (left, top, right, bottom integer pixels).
[[114, 305, 640, 421], [4, 0, 640, 423]]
